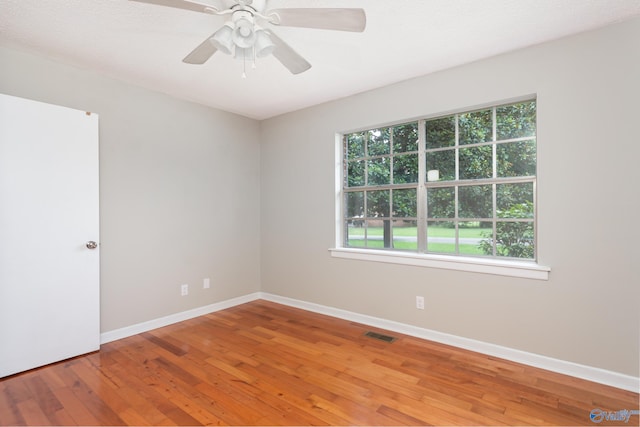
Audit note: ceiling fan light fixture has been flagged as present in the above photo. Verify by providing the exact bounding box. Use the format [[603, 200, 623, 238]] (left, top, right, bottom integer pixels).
[[232, 17, 256, 49], [211, 23, 234, 55], [234, 46, 252, 60], [254, 29, 275, 58]]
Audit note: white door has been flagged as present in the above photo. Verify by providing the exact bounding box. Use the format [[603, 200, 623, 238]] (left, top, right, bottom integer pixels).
[[0, 93, 100, 378]]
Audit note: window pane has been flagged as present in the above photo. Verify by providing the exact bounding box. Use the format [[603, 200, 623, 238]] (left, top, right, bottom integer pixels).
[[478, 229, 495, 256], [497, 101, 536, 140], [459, 109, 492, 145], [427, 187, 454, 218], [497, 183, 534, 218], [392, 219, 417, 250], [427, 221, 456, 253], [426, 116, 455, 149], [392, 189, 417, 217], [393, 153, 418, 183], [367, 128, 390, 156], [367, 157, 390, 185], [393, 123, 418, 153], [346, 191, 364, 218], [347, 160, 364, 187], [459, 145, 492, 179], [426, 150, 455, 181], [367, 190, 389, 217], [459, 185, 492, 218], [497, 140, 536, 177], [458, 222, 488, 256], [365, 220, 386, 248], [495, 221, 534, 259], [345, 220, 365, 247], [346, 132, 365, 159]]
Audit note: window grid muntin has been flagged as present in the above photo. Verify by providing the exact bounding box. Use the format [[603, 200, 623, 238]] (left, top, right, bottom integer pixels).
[[343, 99, 536, 260]]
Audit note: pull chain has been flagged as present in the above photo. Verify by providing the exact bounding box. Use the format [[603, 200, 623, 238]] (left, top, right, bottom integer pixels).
[[252, 46, 257, 69], [242, 52, 247, 78]]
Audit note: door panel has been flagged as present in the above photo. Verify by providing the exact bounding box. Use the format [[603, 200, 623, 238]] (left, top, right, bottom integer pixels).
[[0, 93, 99, 378]]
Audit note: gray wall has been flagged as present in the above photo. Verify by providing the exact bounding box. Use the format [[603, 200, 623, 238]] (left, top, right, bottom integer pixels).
[[0, 46, 262, 332], [260, 18, 640, 377]]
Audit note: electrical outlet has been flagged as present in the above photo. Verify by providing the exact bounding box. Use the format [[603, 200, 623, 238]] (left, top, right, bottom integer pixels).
[[203, 278, 210, 289], [416, 296, 425, 310], [181, 284, 189, 296]]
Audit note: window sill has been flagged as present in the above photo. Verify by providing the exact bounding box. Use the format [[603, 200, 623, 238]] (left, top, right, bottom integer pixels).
[[329, 247, 550, 280]]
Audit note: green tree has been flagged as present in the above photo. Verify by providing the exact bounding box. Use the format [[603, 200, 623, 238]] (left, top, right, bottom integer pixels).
[[479, 202, 535, 258], [346, 100, 537, 256]]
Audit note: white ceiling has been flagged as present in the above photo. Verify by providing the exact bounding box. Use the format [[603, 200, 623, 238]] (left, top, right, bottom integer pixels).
[[1, 0, 639, 120]]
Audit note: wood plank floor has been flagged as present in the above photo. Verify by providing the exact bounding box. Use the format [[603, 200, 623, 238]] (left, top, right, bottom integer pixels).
[[1, 300, 638, 426]]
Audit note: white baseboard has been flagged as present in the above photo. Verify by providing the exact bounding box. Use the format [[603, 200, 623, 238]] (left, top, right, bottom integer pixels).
[[100, 291, 639, 393], [259, 292, 640, 393], [100, 292, 261, 344]]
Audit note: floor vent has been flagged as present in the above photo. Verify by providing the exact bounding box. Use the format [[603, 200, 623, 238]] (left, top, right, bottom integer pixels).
[[364, 331, 397, 343]]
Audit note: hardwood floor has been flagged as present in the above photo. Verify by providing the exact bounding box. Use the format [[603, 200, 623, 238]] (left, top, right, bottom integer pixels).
[[1, 300, 637, 426]]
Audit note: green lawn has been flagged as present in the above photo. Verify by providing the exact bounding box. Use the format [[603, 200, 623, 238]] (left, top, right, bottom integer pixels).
[[348, 240, 417, 250], [427, 243, 484, 255], [347, 225, 488, 255], [347, 225, 490, 238], [348, 239, 484, 254]]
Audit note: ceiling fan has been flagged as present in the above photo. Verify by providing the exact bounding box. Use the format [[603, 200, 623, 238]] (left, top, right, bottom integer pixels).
[[130, 0, 366, 75]]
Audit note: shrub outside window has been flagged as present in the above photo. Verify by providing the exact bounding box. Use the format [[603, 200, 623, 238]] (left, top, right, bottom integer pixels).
[[342, 99, 537, 260]]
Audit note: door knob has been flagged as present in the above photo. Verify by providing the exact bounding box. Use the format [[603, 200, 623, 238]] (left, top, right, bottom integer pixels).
[[86, 241, 98, 250]]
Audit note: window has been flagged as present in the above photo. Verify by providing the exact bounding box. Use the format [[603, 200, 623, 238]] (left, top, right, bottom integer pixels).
[[340, 99, 538, 263]]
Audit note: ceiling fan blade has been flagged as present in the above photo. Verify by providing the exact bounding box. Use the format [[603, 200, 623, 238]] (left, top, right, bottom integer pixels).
[[182, 34, 218, 64], [267, 8, 366, 32], [129, 0, 219, 14], [268, 31, 311, 75]]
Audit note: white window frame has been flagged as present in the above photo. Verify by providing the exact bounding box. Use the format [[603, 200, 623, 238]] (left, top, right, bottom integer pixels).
[[330, 98, 550, 280]]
